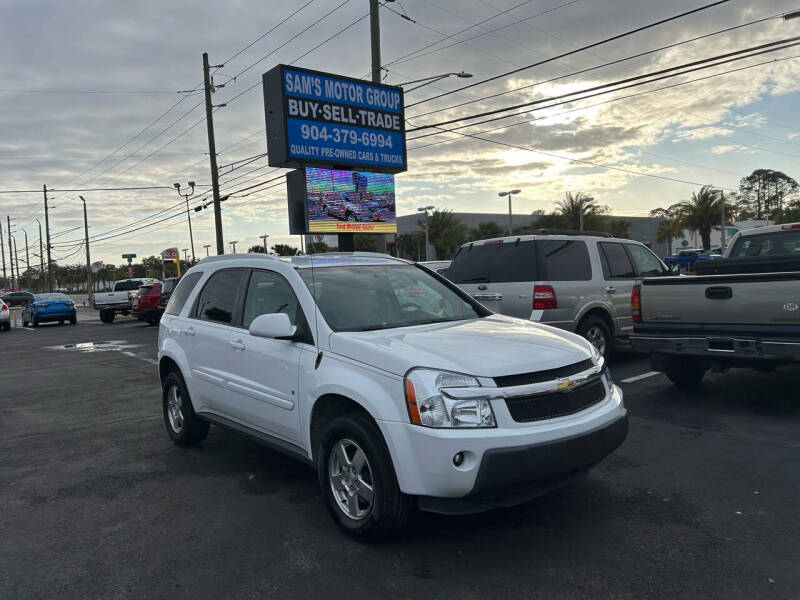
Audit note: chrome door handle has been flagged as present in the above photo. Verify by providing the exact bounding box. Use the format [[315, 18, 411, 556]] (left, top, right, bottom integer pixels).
[[183, 327, 195, 337], [605, 286, 616, 294], [230, 339, 246, 351]]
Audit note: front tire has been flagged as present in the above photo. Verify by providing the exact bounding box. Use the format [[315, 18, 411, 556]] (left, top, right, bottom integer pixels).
[[317, 413, 412, 541], [162, 371, 209, 446]]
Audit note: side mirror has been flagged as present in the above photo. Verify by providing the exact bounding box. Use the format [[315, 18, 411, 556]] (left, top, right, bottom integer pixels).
[[249, 313, 297, 339]]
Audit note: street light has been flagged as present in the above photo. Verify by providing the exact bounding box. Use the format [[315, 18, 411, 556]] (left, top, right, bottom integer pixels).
[[417, 205, 435, 261], [182, 248, 189, 265], [709, 187, 726, 252], [498, 190, 521, 235], [174, 182, 196, 262], [396, 71, 473, 92], [230, 240, 238, 254], [203, 244, 211, 257]]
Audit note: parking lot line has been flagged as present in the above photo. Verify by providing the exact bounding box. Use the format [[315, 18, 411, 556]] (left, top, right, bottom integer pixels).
[[620, 371, 661, 384]]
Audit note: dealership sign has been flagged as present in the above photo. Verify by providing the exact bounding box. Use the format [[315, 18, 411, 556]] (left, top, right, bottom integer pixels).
[[161, 247, 178, 261], [90, 260, 105, 273], [263, 65, 406, 174]]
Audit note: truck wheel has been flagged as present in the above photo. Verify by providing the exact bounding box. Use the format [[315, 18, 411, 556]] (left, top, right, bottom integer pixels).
[[69, 317, 77, 325], [162, 371, 209, 446], [99, 309, 115, 324], [577, 315, 611, 358], [664, 359, 706, 389], [318, 413, 412, 541]]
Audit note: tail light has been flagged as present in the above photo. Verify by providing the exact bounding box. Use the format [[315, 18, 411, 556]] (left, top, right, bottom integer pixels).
[[533, 285, 557, 310], [631, 283, 642, 323], [781, 223, 800, 230], [0, 304, 6, 312]]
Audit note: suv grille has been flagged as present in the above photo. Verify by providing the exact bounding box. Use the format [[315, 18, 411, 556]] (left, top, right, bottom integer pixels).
[[493, 359, 594, 387], [505, 380, 605, 423]]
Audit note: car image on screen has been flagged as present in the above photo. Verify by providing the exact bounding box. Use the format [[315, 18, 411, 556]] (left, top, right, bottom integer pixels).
[[306, 167, 396, 233]]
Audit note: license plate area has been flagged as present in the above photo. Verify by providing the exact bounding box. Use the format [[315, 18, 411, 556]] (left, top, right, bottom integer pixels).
[[708, 338, 735, 352]]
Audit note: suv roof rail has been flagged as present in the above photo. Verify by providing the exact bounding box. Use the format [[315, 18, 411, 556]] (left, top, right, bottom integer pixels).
[[528, 229, 613, 237], [197, 253, 281, 264]]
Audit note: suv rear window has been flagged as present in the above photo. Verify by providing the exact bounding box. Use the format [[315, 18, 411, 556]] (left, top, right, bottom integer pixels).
[[537, 240, 591, 281], [447, 241, 537, 283], [194, 270, 246, 324], [138, 286, 153, 296], [114, 281, 144, 292], [599, 242, 636, 279]]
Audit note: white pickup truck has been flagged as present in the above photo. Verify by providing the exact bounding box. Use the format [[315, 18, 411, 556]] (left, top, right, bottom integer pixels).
[[632, 223, 800, 386], [92, 278, 159, 323]]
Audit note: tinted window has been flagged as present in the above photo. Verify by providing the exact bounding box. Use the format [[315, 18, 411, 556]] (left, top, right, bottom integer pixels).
[[446, 241, 537, 284], [627, 244, 666, 277], [243, 270, 304, 330], [195, 270, 244, 324], [138, 286, 153, 296], [162, 278, 178, 294], [536, 240, 591, 281], [165, 272, 202, 316], [729, 230, 800, 257], [599, 242, 635, 279], [114, 280, 144, 292]]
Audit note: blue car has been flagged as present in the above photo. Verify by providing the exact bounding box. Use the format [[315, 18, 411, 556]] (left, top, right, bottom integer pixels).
[[22, 293, 77, 327]]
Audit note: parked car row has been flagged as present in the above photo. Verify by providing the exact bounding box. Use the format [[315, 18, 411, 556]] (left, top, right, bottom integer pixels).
[[92, 276, 180, 324]]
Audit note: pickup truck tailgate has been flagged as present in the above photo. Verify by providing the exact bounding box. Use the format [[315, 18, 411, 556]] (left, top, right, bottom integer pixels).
[[641, 272, 800, 325]]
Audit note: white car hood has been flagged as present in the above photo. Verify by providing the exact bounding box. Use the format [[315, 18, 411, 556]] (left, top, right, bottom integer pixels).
[[329, 315, 593, 378]]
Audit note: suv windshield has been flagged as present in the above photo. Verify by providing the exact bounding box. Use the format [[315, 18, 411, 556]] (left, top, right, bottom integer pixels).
[[729, 229, 800, 257], [300, 264, 482, 332]]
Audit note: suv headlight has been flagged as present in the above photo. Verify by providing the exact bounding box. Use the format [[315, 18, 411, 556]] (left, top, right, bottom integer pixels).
[[588, 342, 613, 384], [404, 368, 496, 428]]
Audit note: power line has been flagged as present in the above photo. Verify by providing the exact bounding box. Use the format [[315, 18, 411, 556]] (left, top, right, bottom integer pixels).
[[406, 0, 732, 109]]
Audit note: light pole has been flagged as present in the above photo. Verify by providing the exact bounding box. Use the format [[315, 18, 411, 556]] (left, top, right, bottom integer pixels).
[[79, 196, 92, 294], [230, 240, 238, 254], [12, 236, 20, 290], [174, 182, 197, 262], [203, 244, 211, 257], [182, 248, 189, 265], [35, 219, 44, 292], [498, 190, 521, 235], [22, 229, 30, 290], [417, 205, 434, 261], [396, 71, 473, 92], [260, 234, 269, 253]]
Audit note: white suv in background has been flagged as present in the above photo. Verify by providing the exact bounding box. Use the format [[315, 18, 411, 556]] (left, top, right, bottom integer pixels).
[[157, 252, 627, 540]]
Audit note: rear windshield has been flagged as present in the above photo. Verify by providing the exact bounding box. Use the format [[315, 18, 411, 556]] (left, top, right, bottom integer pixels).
[[114, 280, 144, 292], [447, 241, 537, 283], [34, 293, 69, 301], [162, 279, 178, 294], [729, 229, 800, 257], [138, 286, 153, 295]]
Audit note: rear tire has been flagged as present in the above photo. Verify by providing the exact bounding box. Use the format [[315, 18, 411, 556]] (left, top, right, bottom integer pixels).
[[664, 358, 706, 389], [577, 315, 612, 358], [69, 317, 77, 325], [99, 309, 115, 324], [317, 412, 412, 541], [162, 371, 209, 446]]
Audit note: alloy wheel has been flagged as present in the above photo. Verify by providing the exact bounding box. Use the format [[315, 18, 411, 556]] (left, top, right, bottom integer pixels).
[[166, 385, 185, 434], [586, 325, 607, 356], [328, 438, 375, 521]]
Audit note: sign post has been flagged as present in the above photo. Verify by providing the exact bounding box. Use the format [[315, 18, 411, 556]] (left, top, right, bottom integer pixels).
[[160, 248, 179, 278], [121, 253, 136, 279]]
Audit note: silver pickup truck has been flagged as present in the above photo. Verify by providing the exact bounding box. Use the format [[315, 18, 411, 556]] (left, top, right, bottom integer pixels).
[[631, 223, 800, 387], [92, 278, 159, 323]]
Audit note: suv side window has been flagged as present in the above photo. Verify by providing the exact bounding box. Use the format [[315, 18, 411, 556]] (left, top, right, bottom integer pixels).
[[626, 244, 666, 277], [446, 241, 537, 283], [164, 272, 202, 315], [242, 270, 313, 343], [194, 269, 246, 324], [599, 242, 635, 279], [536, 240, 591, 280]]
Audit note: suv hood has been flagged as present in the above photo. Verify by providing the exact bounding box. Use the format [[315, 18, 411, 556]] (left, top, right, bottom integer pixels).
[[329, 315, 593, 378]]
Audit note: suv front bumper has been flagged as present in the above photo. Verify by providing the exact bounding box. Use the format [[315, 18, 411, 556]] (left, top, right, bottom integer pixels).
[[379, 384, 626, 514]]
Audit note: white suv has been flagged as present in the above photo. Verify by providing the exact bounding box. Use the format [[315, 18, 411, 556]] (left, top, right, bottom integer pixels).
[[157, 252, 627, 540]]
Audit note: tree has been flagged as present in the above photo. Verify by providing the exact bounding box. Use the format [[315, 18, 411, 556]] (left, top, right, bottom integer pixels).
[[602, 218, 632, 239], [271, 244, 300, 256], [306, 241, 329, 254], [353, 235, 377, 252], [738, 169, 799, 219], [425, 210, 468, 260], [675, 185, 726, 251], [248, 244, 266, 253], [555, 192, 608, 230], [469, 221, 506, 241], [394, 232, 424, 260], [650, 205, 684, 256]]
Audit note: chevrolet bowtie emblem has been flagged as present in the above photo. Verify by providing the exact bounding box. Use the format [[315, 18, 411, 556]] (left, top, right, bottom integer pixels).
[[557, 379, 576, 392]]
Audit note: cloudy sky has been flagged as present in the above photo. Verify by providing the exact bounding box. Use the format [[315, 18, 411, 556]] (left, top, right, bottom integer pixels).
[[1, 0, 799, 266]]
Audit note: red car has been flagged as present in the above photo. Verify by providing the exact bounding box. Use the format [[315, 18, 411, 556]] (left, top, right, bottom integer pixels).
[[131, 282, 163, 325]]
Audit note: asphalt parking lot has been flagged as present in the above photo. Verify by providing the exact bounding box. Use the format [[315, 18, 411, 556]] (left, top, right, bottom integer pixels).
[[1, 309, 798, 599]]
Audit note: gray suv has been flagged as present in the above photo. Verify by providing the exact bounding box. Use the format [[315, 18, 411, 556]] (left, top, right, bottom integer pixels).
[[445, 231, 670, 356]]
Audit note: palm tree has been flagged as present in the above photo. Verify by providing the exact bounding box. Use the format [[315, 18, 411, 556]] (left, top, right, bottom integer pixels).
[[469, 221, 506, 241], [425, 210, 468, 260], [650, 205, 684, 256], [556, 192, 607, 230], [674, 186, 725, 251]]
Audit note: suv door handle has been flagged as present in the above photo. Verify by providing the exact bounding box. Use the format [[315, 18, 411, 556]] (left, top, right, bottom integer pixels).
[[230, 339, 246, 351], [183, 327, 195, 337], [605, 286, 617, 294]]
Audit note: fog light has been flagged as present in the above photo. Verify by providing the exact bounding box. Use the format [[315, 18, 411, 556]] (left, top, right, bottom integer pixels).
[[453, 452, 464, 466]]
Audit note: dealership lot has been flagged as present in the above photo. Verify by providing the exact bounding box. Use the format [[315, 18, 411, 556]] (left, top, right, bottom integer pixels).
[[1, 313, 798, 599]]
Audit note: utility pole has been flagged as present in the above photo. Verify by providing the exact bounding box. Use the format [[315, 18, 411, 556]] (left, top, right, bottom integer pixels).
[[23, 229, 30, 290], [0, 221, 6, 287], [230, 240, 238, 254], [260, 234, 269, 253], [369, 0, 388, 255], [12, 237, 20, 290], [720, 192, 726, 253], [6, 216, 14, 290], [203, 52, 225, 255], [35, 219, 44, 293], [43, 185, 53, 292], [80, 196, 92, 294]]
